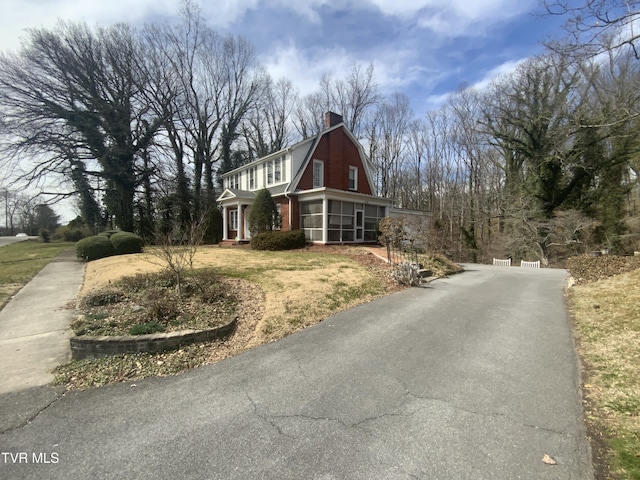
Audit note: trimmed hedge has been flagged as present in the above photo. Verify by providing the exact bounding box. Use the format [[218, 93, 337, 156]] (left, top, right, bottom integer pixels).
[[76, 231, 144, 261], [55, 225, 92, 242], [110, 231, 144, 255], [76, 235, 115, 261], [250, 230, 306, 251]]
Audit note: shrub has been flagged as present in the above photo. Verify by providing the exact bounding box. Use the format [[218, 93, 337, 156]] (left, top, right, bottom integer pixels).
[[39, 228, 50, 243], [76, 235, 115, 262], [202, 207, 223, 244], [110, 231, 144, 255], [79, 289, 126, 307], [250, 230, 306, 251], [99, 230, 120, 239], [55, 225, 92, 242], [248, 189, 280, 235]]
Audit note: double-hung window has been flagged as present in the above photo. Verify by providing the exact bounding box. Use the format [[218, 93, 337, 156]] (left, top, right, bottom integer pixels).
[[313, 160, 324, 188], [274, 157, 281, 183], [249, 167, 256, 190], [229, 209, 238, 230], [267, 161, 273, 185], [348, 166, 358, 190]]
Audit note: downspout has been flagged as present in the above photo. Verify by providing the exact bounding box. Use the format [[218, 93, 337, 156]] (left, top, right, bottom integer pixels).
[[284, 182, 292, 231], [283, 147, 294, 231]]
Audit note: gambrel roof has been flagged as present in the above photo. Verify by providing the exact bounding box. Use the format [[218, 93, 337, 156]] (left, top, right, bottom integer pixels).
[[217, 120, 378, 201]]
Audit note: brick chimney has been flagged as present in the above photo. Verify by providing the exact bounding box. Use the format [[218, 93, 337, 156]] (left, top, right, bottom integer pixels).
[[324, 111, 343, 129]]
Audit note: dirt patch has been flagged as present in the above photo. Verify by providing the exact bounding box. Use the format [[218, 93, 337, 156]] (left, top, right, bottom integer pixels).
[[55, 276, 265, 390], [74, 271, 238, 337], [0, 283, 23, 309], [566, 254, 640, 285]]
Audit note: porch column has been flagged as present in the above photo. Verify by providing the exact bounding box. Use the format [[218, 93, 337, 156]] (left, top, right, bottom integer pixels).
[[322, 197, 328, 243], [237, 202, 244, 240], [222, 205, 228, 241]]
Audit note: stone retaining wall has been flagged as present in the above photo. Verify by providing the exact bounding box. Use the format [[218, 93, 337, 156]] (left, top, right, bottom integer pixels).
[[70, 317, 237, 360]]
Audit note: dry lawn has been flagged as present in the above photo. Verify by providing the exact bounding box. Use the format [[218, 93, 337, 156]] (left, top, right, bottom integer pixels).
[[568, 268, 640, 479], [80, 246, 388, 345], [55, 245, 399, 389]]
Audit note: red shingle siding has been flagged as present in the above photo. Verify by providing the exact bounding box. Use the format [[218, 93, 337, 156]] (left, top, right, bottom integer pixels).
[[297, 127, 372, 195]]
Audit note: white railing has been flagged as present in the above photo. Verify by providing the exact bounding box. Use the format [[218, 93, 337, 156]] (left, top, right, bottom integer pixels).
[[493, 258, 511, 267], [520, 260, 540, 268]]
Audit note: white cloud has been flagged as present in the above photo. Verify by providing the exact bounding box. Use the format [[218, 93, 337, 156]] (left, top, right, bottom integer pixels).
[[416, 0, 534, 37], [419, 58, 526, 111], [471, 58, 525, 91], [0, 0, 181, 52], [260, 41, 357, 96], [423, 92, 451, 110]]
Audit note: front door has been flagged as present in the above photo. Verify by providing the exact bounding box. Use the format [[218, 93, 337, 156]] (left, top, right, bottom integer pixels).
[[355, 208, 364, 242]]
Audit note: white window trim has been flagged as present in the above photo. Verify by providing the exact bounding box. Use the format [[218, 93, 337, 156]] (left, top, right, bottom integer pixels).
[[313, 159, 324, 188], [266, 160, 274, 185], [274, 157, 282, 183], [229, 210, 238, 230], [349, 166, 358, 191]]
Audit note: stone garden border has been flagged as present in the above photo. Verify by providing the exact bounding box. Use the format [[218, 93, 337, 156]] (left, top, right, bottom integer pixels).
[[70, 317, 237, 360]]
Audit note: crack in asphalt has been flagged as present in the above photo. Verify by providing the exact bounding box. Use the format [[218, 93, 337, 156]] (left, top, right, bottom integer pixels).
[[244, 392, 295, 440], [246, 379, 571, 444], [281, 344, 311, 384], [397, 385, 574, 438], [0, 391, 62, 434]]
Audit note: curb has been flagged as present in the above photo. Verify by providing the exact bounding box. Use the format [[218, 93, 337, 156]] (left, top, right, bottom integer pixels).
[[70, 317, 237, 360]]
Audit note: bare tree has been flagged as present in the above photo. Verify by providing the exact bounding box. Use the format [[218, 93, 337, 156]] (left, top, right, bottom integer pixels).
[[544, 0, 640, 59], [293, 63, 380, 139], [0, 21, 166, 232], [333, 63, 381, 137], [147, 208, 211, 297], [152, 2, 262, 213], [365, 93, 413, 200], [241, 77, 298, 160], [480, 55, 586, 217], [294, 91, 330, 139]]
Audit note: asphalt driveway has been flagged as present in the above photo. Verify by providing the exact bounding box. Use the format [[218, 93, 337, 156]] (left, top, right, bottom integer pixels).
[[0, 264, 592, 479]]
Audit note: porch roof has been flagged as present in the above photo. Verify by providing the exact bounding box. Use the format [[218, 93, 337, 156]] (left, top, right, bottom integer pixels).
[[217, 188, 256, 202]]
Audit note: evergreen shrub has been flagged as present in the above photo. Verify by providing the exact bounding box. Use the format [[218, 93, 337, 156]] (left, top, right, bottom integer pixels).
[[110, 232, 144, 255], [250, 230, 306, 251], [39, 228, 50, 243], [76, 235, 115, 261], [55, 225, 92, 242]]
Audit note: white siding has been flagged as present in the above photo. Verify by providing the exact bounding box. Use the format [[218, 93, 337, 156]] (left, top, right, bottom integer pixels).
[[291, 140, 313, 179]]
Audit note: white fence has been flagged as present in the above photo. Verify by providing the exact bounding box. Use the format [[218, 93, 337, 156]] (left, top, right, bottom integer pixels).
[[493, 258, 541, 268], [520, 260, 541, 268], [492, 258, 511, 267]]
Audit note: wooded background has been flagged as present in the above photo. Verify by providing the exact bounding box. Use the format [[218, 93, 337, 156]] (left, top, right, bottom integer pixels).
[[1, 0, 638, 264]]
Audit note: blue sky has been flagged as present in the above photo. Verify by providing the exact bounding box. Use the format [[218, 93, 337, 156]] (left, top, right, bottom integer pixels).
[[0, 1, 570, 222], [1, 0, 568, 115]]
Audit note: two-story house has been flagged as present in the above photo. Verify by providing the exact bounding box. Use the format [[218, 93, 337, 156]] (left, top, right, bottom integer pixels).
[[217, 112, 393, 244]]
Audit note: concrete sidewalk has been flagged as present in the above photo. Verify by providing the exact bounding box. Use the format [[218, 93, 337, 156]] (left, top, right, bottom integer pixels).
[[0, 249, 84, 394]]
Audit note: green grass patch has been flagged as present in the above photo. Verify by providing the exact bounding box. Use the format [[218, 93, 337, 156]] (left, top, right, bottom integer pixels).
[[0, 240, 74, 307], [128, 321, 166, 335], [567, 266, 640, 480], [611, 434, 640, 480]]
